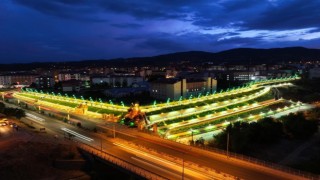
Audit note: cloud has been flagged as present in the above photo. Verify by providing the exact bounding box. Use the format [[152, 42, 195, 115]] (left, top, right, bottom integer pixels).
[[12, 0, 106, 21], [244, 0, 320, 30], [2, 0, 320, 63], [13, 0, 320, 31], [111, 23, 143, 28]]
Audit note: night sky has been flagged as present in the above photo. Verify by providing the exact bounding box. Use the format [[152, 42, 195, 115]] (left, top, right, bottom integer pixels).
[[1, 0, 320, 63]]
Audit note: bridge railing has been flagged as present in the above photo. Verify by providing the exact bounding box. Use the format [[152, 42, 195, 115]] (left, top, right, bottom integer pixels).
[[73, 140, 168, 180], [197, 145, 319, 180], [137, 128, 319, 180]]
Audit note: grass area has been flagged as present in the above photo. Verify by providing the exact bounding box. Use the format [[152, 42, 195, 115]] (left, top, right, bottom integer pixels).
[[17, 93, 123, 115], [156, 91, 274, 127], [147, 88, 263, 115], [164, 100, 288, 136]]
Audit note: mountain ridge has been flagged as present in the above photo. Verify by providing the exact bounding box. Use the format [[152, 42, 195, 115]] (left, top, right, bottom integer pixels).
[[1, 47, 320, 71]]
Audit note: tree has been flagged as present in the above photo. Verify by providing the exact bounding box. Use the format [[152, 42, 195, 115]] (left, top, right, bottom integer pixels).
[[195, 137, 205, 146], [0, 102, 5, 113], [14, 108, 26, 119], [305, 107, 320, 120], [281, 113, 318, 139], [29, 82, 37, 88], [252, 117, 283, 143], [212, 118, 284, 153], [122, 80, 128, 87], [115, 81, 121, 87], [54, 82, 62, 90], [213, 122, 251, 153], [3, 107, 25, 119]]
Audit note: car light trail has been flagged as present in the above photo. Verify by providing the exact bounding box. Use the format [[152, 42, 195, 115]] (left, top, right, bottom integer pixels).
[[114, 142, 217, 180], [131, 156, 188, 180], [61, 127, 94, 142]]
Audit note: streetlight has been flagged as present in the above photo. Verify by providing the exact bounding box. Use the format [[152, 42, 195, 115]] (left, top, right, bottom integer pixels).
[[66, 109, 70, 120], [100, 138, 102, 152], [181, 154, 185, 180], [190, 129, 194, 145], [153, 100, 157, 108], [227, 132, 230, 158]]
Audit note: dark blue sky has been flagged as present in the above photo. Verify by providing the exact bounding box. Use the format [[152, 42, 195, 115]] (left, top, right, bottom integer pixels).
[[1, 0, 320, 63]]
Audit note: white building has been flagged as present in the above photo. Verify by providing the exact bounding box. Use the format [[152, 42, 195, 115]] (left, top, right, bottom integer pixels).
[[150, 77, 217, 100], [0, 73, 37, 86], [58, 71, 90, 82]]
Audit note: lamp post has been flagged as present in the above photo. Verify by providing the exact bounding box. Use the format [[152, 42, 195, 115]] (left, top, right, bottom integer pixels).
[[100, 138, 102, 152], [227, 132, 230, 158], [190, 129, 194, 145], [182, 156, 185, 180]]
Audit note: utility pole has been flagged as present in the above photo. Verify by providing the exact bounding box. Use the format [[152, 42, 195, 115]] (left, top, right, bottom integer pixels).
[[113, 124, 116, 138], [227, 132, 230, 158], [182, 157, 184, 180], [100, 138, 102, 152], [191, 131, 194, 145]]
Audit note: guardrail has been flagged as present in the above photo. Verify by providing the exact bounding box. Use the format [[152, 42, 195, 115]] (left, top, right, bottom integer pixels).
[[139, 130, 319, 180], [196, 145, 319, 180], [73, 140, 168, 180]]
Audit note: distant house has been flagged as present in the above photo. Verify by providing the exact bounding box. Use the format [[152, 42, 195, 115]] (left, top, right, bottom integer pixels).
[[0, 73, 37, 86], [61, 80, 82, 92], [58, 71, 90, 82]]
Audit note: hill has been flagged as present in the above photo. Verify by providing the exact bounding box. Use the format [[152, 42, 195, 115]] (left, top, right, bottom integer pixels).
[[1, 47, 320, 71]]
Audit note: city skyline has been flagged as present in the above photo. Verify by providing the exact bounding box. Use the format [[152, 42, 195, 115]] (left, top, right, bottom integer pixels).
[[1, 0, 320, 63]]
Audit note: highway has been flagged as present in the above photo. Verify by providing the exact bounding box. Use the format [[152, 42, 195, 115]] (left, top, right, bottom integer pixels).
[[3, 102, 308, 180], [3, 84, 315, 180], [4, 101, 230, 179]]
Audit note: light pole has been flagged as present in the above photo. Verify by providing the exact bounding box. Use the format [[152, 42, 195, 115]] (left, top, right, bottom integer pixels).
[[227, 132, 230, 158], [100, 138, 102, 152], [191, 130, 194, 145], [67, 109, 70, 120], [181, 156, 185, 180]]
